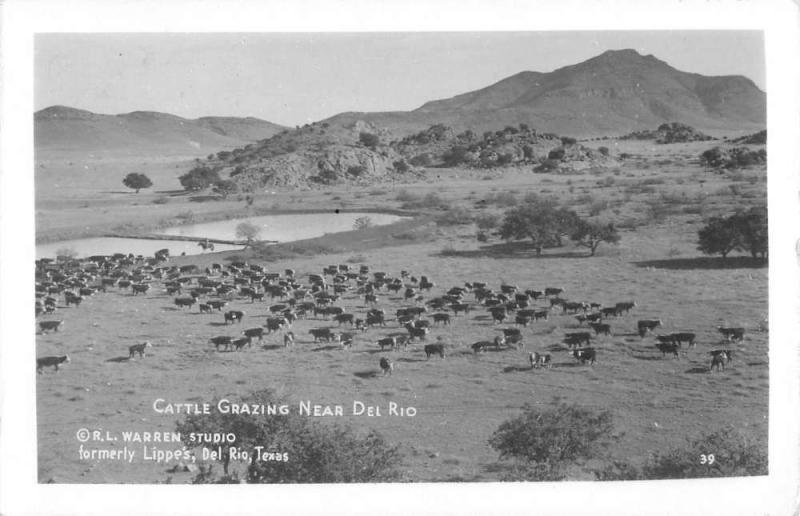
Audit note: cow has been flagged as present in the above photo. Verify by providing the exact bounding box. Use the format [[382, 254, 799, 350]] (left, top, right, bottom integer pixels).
[[334, 313, 355, 326], [709, 350, 734, 372], [365, 294, 378, 305], [532, 309, 549, 321], [39, 320, 63, 334], [131, 283, 150, 295], [207, 300, 228, 311], [564, 332, 592, 348], [545, 287, 564, 297], [718, 327, 745, 342], [490, 309, 507, 324], [405, 324, 429, 342], [472, 336, 505, 353], [366, 312, 386, 327], [450, 303, 471, 316], [500, 328, 521, 338], [615, 301, 636, 314], [572, 347, 596, 365], [283, 332, 295, 347], [309, 328, 335, 343], [380, 357, 394, 375], [655, 342, 680, 358], [515, 315, 532, 327], [505, 333, 524, 350], [174, 297, 196, 309], [209, 336, 233, 351], [65, 292, 83, 307], [377, 337, 397, 351], [637, 319, 663, 337], [655, 334, 676, 345], [339, 332, 354, 350], [586, 313, 603, 323], [670, 332, 697, 347], [129, 341, 153, 358], [37, 355, 70, 373], [354, 318, 367, 332], [432, 313, 451, 325], [589, 322, 612, 336], [250, 292, 265, 303], [601, 307, 620, 318], [529, 352, 552, 369], [243, 327, 266, 342], [231, 337, 251, 351], [264, 317, 289, 334], [198, 303, 212, 314], [424, 343, 446, 359], [224, 310, 245, 324], [562, 301, 588, 314], [525, 289, 543, 300]]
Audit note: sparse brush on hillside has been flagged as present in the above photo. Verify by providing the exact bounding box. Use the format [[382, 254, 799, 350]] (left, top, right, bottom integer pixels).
[[177, 390, 402, 483], [489, 403, 618, 481], [620, 122, 713, 143], [700, 146, 766, 170]]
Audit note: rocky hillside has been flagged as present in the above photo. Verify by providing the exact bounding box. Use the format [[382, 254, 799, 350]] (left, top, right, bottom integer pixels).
[[323, 49, 766, 137], [35, 106, 287, 157]]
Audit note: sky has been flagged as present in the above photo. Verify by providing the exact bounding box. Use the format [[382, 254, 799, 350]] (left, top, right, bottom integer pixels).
[[35, 31, 765, 127]]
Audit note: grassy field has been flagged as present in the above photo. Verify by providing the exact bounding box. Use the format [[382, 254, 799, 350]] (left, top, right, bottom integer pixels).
[[35, 139, 769, 483]]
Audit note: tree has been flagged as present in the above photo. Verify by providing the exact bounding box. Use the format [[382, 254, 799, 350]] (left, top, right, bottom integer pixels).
[[697, 216, 739, 258], [442, 145, 470, 167], [213, 179, 238, 199], [571, 220, 621, 256], [179, 166, 221, 192], [498, 202, 578, 255], [235, 221, 262, 247], [358, 132, 380, 149], [489, 403, 617, 481], [176, 390, 401, 483], [122, 172, 153, 193], [392, 159, 410, 173], [697, 207, 767, 260]]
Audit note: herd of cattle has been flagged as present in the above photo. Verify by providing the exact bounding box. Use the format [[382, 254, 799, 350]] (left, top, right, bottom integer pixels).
[[35, 249, 745, 375]]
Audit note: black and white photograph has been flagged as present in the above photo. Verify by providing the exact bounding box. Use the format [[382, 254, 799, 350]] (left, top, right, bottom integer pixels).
[[1, 0, 799, 514]]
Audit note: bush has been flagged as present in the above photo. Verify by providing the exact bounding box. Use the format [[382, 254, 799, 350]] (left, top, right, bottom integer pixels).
[[179, 167, 221, 192], [598, 146, 610, 156], [642, 427, 767, 478], [548, 148, 565, 160], [442, 145, 470, 167], [560, 136, 577, 146], [347, 165, 366, 177], [152, 196, 170, 205], [489, 404, 617, 480], [177, 390, 402, 482], [394, 189, 417, 202], [534, 159, 560, 173], [392, 160, 410, 173], [358, 132, 380, 149]]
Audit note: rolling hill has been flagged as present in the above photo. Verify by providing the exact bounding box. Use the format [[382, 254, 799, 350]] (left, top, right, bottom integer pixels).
[[324, 49, 766, 137], [34, 106, 287, 157]]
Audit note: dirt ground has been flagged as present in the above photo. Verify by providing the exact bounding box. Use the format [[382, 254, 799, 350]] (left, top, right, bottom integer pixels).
[[35, 139, 769, 483]]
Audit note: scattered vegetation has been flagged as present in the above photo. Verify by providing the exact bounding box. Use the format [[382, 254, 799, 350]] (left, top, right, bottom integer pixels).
[[700, 146, 766, 170], [621, 122, 713, 143], [179, 166, 222, 192], [177, 390, 402, 483], [489, 403, 617, 481]]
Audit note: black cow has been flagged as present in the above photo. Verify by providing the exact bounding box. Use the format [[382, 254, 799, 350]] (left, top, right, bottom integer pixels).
[[472, 336, 505, 353], [209, 336, 233, 351], [615, 301, 636, 314], [231, 337, 251, 351], [515, 315, 532, 327], [334, 313, 355, 326], [601, 307, 620, 318], [379, 357, 394, 375], [670, 332, 697, 347], [39, 320, 63, 333], [264, 317, 289, 333], [545, 287, 563, 297], [432, 313, 451, 325], [309, 328, 335, 342], [207, 300, 228, 311], [243, 327, 265, 342], [450, 303, 471, 315], [405, 324, 429, 342], [174, 297, 196, 309], [709, 349, 734, 372], [198, 303, 212, 314], [572, 347, 596, 365], [377, 337, 397, 351], [564, 332, 592, 348], [656, 342, 680, 358], [424, 343, 446, 359], [589, 322, 611, 336], [37, 355, 70, 373]]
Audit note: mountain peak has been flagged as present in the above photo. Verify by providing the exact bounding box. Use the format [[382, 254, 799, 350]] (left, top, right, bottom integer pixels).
[[35, 105, 97, 120]]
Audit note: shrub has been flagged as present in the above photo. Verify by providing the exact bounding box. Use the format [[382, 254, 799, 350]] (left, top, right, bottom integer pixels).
[[394, 189, 417, 202], [642, 426, 766, 478], [179, 167, 221, 192], [347, 165, 366, 177], [534, 159, 560, 173], [392, 159, 410, 173], [212, 179, 238, 199], [474, 212, 501, 231], [152, 196, 170, 205], [409, 154, 433, 167], [598, 146, 610, 156], [548, 148, 565, 160], [489, 404, 617, 480], [560, 136, 577, 146], [358, 132, 380, 149], [177, 390, 401, 482], [442, 145, 470, 167]]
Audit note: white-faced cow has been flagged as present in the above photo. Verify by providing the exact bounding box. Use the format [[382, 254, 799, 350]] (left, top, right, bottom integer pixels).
[[224, 310, 245, 324], [638, 319, 663, 337]]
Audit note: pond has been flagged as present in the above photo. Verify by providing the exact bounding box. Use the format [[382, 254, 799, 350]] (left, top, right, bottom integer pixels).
[[36, 212, 406, 259]]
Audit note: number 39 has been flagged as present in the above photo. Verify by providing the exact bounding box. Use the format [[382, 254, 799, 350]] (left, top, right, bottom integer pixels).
[[700, 454, 715, 465]]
